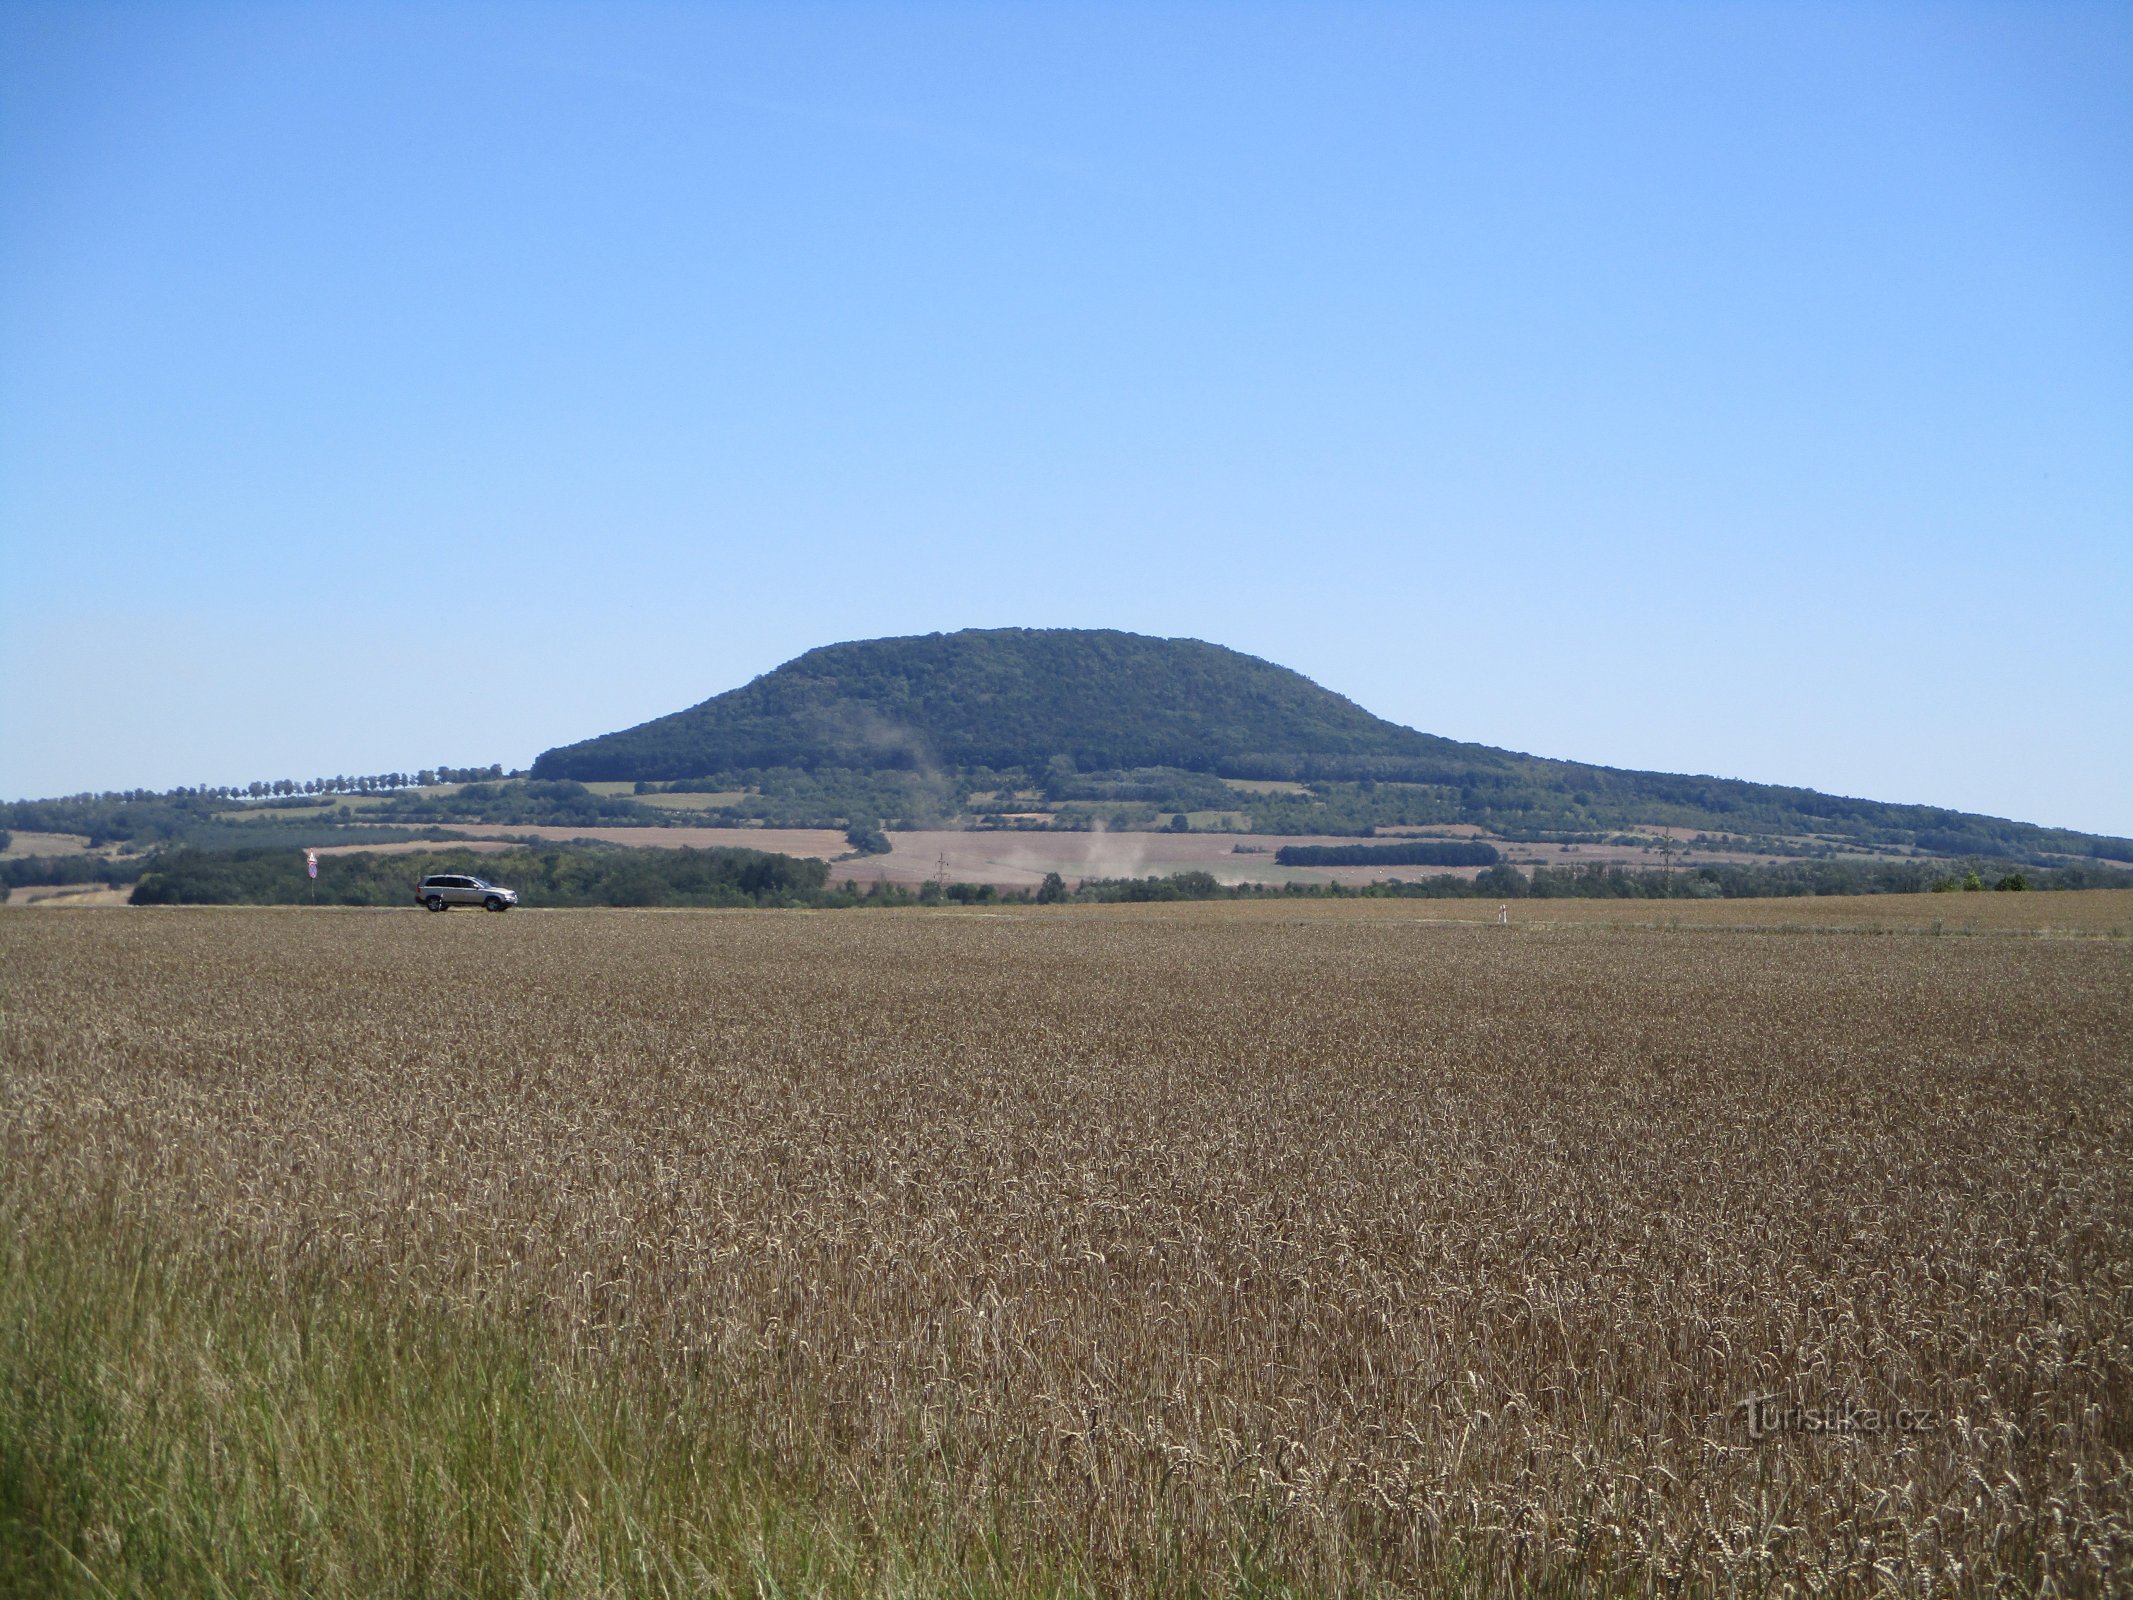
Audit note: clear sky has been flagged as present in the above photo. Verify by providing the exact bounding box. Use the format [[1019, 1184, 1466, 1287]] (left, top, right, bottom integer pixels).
[[3, 2, 2128, 833]]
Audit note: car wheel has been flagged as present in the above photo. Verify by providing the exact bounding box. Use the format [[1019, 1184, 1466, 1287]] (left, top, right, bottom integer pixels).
[[484, 896, 506, 912], [425, 895, 446, 912]]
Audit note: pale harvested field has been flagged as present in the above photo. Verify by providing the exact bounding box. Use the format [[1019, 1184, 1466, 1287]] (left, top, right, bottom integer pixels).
[[311, 836, 518, 857], [830, 829, 1504, 888], [301, 820, 1818, 884], [635, 791, 751, 811], [321, 822, 1504, 885], [0, 883, 133, 907], [574, 785, 751, 809], [2, 906, 2127, 1595], [0, 829, 98, 858], [836, 827, 1809, 884], [1495, 841, 1811, 870]]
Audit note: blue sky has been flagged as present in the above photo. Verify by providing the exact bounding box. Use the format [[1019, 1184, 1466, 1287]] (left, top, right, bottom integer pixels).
[[3, 2, 2127, 832]]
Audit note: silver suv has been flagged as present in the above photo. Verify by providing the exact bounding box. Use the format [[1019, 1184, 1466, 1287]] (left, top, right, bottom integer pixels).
[[416, 873, 518, 912]]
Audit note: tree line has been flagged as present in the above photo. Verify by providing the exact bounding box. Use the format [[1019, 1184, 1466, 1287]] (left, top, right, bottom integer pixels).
[[114, 846, 2133, 911], [130, 844, 830, 909], [1275, 840, 1500, 867]]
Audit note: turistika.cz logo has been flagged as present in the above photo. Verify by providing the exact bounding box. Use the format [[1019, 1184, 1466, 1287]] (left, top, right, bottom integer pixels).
[[1735, 1393, 1938, 1440]]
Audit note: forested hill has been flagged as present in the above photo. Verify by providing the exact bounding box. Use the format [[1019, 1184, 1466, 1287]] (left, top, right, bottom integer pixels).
[[533, 629, 1510, 781], [526, 628, 2132, 866]]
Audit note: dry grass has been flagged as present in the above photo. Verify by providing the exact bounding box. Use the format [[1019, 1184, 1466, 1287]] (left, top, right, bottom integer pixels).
[[1, 884, 137, 908], [2, 907, 2128, 1595], [0, 830, 100, 860], [636, 791, 752, 812]]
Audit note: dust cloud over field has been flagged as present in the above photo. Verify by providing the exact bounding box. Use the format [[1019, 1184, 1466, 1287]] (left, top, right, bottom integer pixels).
[[3, 908, 2128, 1594], [826, 828, 1494, 888]]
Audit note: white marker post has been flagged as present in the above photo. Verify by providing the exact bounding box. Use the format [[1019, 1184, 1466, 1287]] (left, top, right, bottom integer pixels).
[[305, 849, 319, 905]]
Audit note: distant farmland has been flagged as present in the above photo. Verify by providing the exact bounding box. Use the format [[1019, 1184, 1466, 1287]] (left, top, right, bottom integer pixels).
[[3, 902, 2126, 1596], [820, 829, 1518, 889]]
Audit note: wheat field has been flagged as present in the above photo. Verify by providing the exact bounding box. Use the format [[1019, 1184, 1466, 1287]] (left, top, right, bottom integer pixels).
[[2, 903, 2128, 1596]]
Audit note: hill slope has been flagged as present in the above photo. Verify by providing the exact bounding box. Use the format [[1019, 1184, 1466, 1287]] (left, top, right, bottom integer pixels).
[[531, 628, 2133, 867], [533, 629, 1513, 781]]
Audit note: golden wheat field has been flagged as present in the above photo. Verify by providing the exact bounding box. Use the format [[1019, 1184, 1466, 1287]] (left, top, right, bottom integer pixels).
[[2, 902, 2129, 1597]]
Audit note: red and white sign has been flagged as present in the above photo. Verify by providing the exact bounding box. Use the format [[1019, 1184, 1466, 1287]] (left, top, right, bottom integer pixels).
[[305, 850, 319, 880]]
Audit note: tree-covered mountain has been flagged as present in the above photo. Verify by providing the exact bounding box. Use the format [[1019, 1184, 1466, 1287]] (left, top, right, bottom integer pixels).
[[530, 628, 2133, 867], [535, 629, 1507, 781]]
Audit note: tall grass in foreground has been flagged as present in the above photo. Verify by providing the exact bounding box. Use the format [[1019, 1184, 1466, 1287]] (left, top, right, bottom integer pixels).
[[0, 1200, 1159, 1600], [0, 1205, 857, 1598]]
